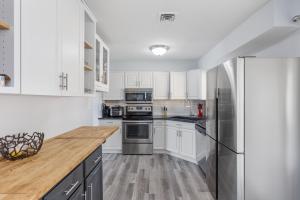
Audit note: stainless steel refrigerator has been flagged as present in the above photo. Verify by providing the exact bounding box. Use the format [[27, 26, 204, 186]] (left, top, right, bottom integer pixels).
[[206, 57, 300, 200]]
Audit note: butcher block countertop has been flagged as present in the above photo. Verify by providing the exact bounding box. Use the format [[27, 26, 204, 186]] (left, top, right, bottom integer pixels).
[[56, 126, 119, 139], [0, 126, 119, 200]]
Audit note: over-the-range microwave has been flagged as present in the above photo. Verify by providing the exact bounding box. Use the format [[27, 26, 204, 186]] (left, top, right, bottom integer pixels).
[[124, 88, 153, 104]]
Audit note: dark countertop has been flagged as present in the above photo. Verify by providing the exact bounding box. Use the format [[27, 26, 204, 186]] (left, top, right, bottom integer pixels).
[[98, 116, 123, 120], [99, 115, 206, 124]]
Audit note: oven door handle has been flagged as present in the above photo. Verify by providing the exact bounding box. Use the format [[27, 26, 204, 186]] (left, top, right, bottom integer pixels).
[[123, 120, 153, 123]]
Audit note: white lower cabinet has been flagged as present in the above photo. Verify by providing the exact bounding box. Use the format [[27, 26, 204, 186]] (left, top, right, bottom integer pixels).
[[166, 121, 196, 162], [98, 119, 198, 163], [99, 120, 122, 153], [180, 129, 195, 158], [166, 126, 179, 153], [153, 125, 165, 150]]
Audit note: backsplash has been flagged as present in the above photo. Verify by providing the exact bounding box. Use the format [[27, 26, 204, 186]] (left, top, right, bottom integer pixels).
[[103, 100, 206, 117]]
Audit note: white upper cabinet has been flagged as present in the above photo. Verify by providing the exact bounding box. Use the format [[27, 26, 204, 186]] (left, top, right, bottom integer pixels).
[[59, 0, 82, 96], [125, 72, 139, 88], [139, 72, 153, 88], [21, 0, 84, 96], [21, 0, 60, 95], [153, 72, 169, 100], [125, 72, 153, 88], [103, 71, 124, 100], [187, 69, 206, 100], [170, 72, 187, 99], [166, 126, 179, 153], [95, 35, 110, 92]]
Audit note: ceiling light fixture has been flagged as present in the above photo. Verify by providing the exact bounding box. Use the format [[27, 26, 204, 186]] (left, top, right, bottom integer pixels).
[[292, 15, 300, 23], [149, 45, 170, 56]]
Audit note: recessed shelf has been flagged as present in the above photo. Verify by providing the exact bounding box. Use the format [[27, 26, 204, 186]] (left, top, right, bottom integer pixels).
[[84, 65, 93, 71], [84, 41, 93, 49], [0, 21, 10, 30]]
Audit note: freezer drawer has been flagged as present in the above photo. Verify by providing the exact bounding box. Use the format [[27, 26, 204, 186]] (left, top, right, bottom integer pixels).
[[218, 143, 244, 200]]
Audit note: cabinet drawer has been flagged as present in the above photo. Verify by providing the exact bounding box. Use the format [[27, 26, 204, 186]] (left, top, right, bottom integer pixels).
[[43, 164, 83, 200], [154, 120, 165, 126], [166, 120, 194, 130], [84, 146, 102, 177], [99, 120, 122, 126]]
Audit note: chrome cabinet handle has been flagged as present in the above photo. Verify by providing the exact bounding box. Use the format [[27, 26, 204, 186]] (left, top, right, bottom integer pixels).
[[82, 191, 87, 200], [59, 72, 64, 90], [93, 155, 102, 163], [88, 183, 93, 200], [64, 73, 68, 90], [64, 181, 79, 196]]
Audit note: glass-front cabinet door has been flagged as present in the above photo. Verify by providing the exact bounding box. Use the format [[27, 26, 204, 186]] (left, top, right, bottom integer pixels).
[[95, 34, 109, 92], [95, 36, 101, 83]]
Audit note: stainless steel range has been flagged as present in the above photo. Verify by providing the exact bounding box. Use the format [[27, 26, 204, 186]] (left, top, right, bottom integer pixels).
[[122, 104, 153, 155]]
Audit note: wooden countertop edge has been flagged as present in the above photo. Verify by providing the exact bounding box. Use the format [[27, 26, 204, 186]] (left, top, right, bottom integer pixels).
[[0, 126, 119, 200]]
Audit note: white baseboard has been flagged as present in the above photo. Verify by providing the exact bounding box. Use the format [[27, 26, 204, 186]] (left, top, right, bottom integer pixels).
[[103, 149, 122, 154]]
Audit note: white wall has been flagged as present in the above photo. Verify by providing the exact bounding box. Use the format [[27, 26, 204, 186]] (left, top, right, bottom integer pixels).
[[198, 0, 300, 70], [111, 59, 198, 71], [0, 94, 101, 139], [255, 30, 300, 57]]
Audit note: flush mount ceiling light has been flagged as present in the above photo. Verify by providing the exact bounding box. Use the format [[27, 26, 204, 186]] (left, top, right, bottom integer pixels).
[[292, 15, 300, 23], [149, 45, 170, 56]]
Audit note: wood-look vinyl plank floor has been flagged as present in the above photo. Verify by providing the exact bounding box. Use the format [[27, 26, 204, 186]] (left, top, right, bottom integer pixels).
[[103, 154, 214, 200]]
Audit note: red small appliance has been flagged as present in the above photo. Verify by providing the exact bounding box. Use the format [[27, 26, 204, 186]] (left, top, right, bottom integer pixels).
[[197, 104, 204, 118]]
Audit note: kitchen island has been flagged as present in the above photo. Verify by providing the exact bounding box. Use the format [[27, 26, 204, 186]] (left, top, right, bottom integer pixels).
[[0, 126, 119, 200]]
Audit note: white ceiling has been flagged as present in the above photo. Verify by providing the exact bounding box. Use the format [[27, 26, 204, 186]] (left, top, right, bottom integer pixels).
[[87, 0, 270, 62]]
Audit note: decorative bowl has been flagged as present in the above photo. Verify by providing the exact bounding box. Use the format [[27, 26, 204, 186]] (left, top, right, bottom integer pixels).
[[0, 132, 44, 161]]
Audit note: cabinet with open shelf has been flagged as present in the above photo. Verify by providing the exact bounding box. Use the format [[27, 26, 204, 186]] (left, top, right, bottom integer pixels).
[[83, 5, 96, 95], [0, 0, 20, 94]]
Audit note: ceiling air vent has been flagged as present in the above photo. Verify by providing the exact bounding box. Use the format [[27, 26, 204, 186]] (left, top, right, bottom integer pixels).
[[160, 13, 176, 22]]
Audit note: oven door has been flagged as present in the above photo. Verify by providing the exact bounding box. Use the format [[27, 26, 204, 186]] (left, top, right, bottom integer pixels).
[[123, 121, 153, 143]]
